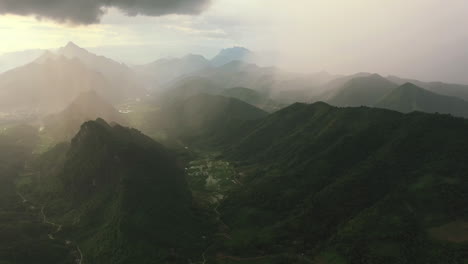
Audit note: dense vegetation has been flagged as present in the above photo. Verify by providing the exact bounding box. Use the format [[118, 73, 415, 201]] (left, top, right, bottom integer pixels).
[[19, 119, 208, 264], [1, 42, 468, 264], [209, 102, 468, 263], [0, 125, 74, 264]]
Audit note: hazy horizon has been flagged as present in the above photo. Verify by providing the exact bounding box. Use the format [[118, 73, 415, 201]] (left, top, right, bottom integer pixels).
[[1, 0, 468, 84], [2, 41, 468, 87]]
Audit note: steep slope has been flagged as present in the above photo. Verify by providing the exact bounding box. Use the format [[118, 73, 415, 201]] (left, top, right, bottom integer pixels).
[[57, 42, 146, 102], [30, 119, 203, 264], [325, 73, 397, 107], [43, 90, 127, 140], [212, 102, 468, 263], [376, 82, 468, 118], [0, 54, 112, 116]]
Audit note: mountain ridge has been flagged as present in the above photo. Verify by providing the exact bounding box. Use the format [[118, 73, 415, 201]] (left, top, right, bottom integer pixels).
[[324, 73, 398, 107], [31, 119, 204, 263], [376, 82, 468, 118], [212, 101, 468, 263]]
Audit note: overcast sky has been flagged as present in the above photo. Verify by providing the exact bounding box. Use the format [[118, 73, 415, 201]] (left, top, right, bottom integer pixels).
[[0, 0, 467, 84]]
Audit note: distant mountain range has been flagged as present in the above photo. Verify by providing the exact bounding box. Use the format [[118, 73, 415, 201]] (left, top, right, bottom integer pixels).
[[56, 42, 146, 102], [3, 41, 468, 124], [0, 42, 147, 117], [159, 60, 338, 104], [376, 82, 468, 118], [314, 73, 468, 118], [3, 43, 468, 109], [159, 76, 282, 112], [0, 54, 111, 115], [134, 47, 259, 91], [388, 75, 468, 101]]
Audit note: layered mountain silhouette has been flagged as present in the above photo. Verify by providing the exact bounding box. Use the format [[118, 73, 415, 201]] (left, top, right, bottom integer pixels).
[[134, 47, 258, 91], [376, 82, 468, 118], [315, 74, 468, 119], [160, 77, 281, 112], [137, 49, 340, 101], [197, 60, 275, 91], [0, 42, 148, 117], [0, 54, 111, 115], [388, 75, 468, 101]]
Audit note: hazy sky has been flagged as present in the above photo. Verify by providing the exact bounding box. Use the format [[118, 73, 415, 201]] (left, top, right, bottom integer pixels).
[[0, 0, 468, 84]]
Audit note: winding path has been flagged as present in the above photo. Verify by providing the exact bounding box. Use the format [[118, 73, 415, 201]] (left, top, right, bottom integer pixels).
[[17, 192, 83, 264]]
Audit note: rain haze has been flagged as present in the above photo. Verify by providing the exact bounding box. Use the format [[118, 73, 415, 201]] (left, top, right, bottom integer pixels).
[[0, 0, 467, 83]]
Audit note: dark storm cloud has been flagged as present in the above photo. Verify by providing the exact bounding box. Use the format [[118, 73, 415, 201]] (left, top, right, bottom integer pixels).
[[0, 0, 211, 25]]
